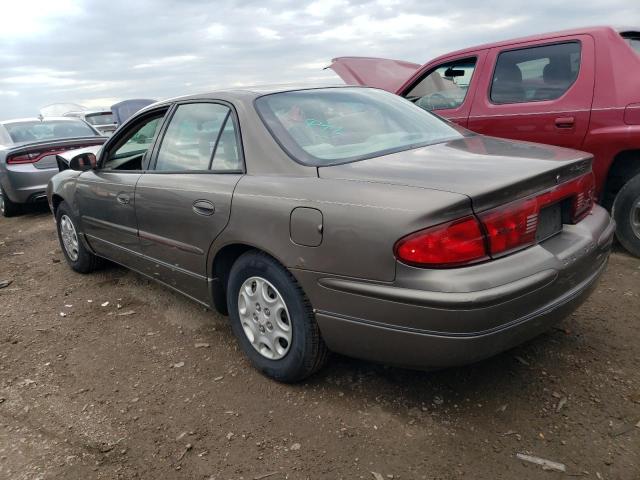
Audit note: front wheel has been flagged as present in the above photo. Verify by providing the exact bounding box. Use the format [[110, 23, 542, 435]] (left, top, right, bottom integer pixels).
[[55, 201, 103, 273], [612, 174, 640, 257], [226, 251, 328, 383]]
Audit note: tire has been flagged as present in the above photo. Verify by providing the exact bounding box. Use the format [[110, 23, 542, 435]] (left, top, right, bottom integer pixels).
[[0, 187, 21, 218], [612, 173, 640, 257], [55, 201, 102, 273], [226, 250, 329, 383]]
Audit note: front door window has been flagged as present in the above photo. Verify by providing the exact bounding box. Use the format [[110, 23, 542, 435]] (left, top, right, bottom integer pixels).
[[102, 114, 165, 171], [406, 58, 477, 111]]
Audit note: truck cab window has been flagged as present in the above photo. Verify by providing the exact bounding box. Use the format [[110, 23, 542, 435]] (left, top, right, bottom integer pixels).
[[406, 58, 477, 112]]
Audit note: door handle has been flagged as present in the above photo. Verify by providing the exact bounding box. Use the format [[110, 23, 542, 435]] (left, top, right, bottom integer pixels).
[[554, 117, 575, 129], [116, 193, 130, 205], [192, 199, 215, 216]]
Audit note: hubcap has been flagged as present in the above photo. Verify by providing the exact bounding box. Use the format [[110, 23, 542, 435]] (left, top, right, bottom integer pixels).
[[631, 197, 640, 240], [238, 276, 292, 360], [0, 195, 5, 215], [60, 214, 79, 261]]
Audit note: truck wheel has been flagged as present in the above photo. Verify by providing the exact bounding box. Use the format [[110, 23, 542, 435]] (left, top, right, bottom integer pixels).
[[55, 201, 103, 273], [226, 250, 329, 383], [0, 188, 21, 218], [612, 174, 640, 257]]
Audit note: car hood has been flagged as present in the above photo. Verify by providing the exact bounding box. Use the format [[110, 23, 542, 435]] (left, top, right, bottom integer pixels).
[[328, 57, 420, 92], [318, 135, 593, 212]]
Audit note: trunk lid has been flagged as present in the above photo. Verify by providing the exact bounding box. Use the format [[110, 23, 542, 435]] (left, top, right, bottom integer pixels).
[[319, 135, 592, 212], [328, 57, 421, 92]]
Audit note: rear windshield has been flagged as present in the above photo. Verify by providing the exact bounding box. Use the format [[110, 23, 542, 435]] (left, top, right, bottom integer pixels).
[[255, 88, 466, 166], [86, 112, 115, 126], [4, 120, 98, 143], [621, 33, 640, 54]]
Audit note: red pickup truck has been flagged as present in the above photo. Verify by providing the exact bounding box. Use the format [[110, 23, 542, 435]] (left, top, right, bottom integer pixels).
[[330, 26, 640, 256]]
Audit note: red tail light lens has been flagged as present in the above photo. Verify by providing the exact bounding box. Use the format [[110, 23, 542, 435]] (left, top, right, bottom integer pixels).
[[7, 143, 103, 165], [395, 172, 595, 268], [480, 197, 538, 256], [569, 173, 595, 222], [394, 216, 488, 267], [7, 151, 44, 164]]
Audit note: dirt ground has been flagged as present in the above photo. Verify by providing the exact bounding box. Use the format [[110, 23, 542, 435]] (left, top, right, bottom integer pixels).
[[0, 205, 638, 480]]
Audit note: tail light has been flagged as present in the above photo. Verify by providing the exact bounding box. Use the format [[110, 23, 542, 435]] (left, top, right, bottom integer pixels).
[[394, 216, 488, 268], [480, 197, 538, 256], [7, 143, 102, 164], [395, 172, 595, 268]]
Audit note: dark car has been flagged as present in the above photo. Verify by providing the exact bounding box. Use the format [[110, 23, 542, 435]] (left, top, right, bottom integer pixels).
[[330, 26, 640, 256], [0, 117, 106, 217], [48, 86, 614, 382], [110, 99, 157, 125]]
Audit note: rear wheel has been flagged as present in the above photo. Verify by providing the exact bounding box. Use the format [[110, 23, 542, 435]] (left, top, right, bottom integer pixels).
[[0, 188, 21, 218], [226, 250, 328, 383], [613, 173, 640, 257], [56, 201, 102, 273]]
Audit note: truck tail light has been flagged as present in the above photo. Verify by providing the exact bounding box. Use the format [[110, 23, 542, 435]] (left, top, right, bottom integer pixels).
[[395, 172, 595, 268]]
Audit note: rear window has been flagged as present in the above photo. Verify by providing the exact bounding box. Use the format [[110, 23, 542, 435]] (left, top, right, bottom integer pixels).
[[255, 88, 466, 166], [621, 33, 640, 54], [4, 120, 98, 143], [85, 112, 115, 126]]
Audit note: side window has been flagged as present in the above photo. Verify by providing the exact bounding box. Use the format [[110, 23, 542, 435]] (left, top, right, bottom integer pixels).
[[491, 42, 581, 104], [211, 117, 241, 171], [103, 113, 165, 171], [155, 103, 240, 172], [405, 58, 477, 112]]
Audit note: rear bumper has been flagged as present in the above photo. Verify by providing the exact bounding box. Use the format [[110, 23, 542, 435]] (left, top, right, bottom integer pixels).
[[293, 205, 614, 369], [0, 164, 57, 203]]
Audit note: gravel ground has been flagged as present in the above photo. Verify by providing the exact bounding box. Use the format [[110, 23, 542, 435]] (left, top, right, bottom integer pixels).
[[1, 205, 639, 480]]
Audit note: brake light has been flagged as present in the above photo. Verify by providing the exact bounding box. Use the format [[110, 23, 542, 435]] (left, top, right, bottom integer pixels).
[[394, 216, 488, 267], [480, 197, 538, 256], [569, 173, 595, 222], [6, 143, 102, 164], [395, 172, 595, 268], [6, 151, 44, 164]]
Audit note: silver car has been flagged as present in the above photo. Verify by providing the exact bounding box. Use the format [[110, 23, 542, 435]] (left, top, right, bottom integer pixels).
[[48, 86, 614, 382], [63, 110, 118, 136], [0, 117, 105, 217]]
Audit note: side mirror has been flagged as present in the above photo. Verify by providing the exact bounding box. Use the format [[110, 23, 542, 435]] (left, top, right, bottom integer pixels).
[[69, 152, 97, 172]]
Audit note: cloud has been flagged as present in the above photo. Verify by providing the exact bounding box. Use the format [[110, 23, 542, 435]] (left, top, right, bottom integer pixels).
[[0, 0, 638, 119], [133, 55, 200, 69]]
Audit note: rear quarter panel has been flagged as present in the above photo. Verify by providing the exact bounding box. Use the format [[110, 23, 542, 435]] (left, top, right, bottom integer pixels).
[[208, 175, 471, 282]]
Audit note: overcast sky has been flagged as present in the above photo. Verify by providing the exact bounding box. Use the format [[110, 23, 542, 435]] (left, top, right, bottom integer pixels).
[[0, 0, 637, 120]]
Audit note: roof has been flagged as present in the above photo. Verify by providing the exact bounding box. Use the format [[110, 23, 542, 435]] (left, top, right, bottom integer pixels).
[[146, 83, 354, 109], [430, 25, 633, 60], [0, 116, 87, 125], [64, 109, 112, 115]]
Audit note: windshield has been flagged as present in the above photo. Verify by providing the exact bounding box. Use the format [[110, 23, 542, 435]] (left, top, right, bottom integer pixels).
[[622, 33, 640, 54], [4, 120, 98, 143], [86, 112, 115, 126], [255, 88, 466, 166]]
